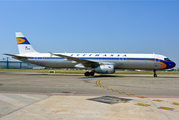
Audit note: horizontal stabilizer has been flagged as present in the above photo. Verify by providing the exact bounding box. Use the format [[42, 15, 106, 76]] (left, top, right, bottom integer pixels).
[[3, 53, 27, 59]]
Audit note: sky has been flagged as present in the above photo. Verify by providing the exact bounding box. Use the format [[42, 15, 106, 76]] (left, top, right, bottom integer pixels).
[[0, 0, 179, 68]]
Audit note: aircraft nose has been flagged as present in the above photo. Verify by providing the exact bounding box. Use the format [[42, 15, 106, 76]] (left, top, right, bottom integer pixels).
[[173, 62, 176, 67]]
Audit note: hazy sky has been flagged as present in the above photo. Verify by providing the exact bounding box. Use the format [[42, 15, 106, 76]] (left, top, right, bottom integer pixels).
[[0, 0, 179, 68]]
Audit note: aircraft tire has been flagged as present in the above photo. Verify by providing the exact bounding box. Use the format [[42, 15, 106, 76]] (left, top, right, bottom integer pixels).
[[154, 74, 157, 77], [85, 72, 90, 76], [90, 72, 95, 76]]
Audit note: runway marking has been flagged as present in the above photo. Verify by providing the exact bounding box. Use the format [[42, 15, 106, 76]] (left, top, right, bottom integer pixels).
[[158, 107, 174, 111], [52, 109, 68, 113], [96, 79, 141, 99], [113, 90, 118, 92], [96, 80, 100, 86], [153, 99, 163, 102], [127, 94, 134, 96], [172, 102, 179, 106], [103, 87, 107, 89], [118, 100, 128, 103], [136, 103, 150, 107], [95, 79, 178, 111], [138, 96, 146, 99], [122, 101, 128, 103]]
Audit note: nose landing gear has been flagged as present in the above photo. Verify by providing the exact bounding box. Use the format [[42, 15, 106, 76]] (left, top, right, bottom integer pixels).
[[153, 70, 157, 77]]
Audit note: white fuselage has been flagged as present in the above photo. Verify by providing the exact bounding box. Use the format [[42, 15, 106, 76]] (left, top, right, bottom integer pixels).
[[19, 53, 169, 70]]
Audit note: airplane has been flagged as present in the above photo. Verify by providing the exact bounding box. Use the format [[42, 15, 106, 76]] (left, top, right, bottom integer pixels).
[[4, 32, 176, 77]]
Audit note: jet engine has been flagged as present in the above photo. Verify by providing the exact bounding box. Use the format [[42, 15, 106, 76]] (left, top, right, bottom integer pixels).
[[95, 65, 115, 74]]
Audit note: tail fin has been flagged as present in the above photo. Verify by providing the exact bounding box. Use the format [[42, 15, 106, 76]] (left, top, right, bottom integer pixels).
[[16, 32, 39, 54]]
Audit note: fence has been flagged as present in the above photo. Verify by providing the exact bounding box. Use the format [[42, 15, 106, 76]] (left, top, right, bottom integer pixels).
[[0, 61, 41, 69]]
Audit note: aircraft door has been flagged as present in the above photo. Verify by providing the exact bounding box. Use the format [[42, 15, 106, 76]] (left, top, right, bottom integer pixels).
[[154, 54, 159, 68], [118, 55, 125, 67]]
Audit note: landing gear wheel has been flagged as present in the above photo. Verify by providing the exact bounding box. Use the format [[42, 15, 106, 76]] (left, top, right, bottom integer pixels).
[[85, 72, 90, 76], [154, 74, 157, 77], [90, 72, 95, 76]]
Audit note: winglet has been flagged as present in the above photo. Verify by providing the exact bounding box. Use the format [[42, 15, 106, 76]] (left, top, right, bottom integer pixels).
[[49, 52, 53, 57]]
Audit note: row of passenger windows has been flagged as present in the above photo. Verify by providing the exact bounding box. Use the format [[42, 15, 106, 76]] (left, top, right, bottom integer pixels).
[[28, 57, 157, 61]]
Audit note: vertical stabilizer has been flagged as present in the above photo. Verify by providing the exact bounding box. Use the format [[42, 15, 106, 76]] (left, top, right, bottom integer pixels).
[[16, 32, 39, 54]]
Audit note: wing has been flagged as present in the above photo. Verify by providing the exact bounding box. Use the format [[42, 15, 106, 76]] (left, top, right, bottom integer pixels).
[[53, 53, 99, 68], [3, 53, 27, 59]]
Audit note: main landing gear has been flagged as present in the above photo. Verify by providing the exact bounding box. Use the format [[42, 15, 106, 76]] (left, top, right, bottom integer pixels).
[[153, 70, 157, 77], [84, 71, 95, 76]]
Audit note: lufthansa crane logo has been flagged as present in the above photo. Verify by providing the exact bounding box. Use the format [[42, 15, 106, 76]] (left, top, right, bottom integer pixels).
[[25, 46, 30, 50], [16, 38, 25, 44]]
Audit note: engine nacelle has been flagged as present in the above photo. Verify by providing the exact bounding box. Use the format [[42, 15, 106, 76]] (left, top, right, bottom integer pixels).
[[95, 65, 115, 74]]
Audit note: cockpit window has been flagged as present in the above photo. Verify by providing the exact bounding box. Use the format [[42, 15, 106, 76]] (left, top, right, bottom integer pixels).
[[164, 58, 171, 62]]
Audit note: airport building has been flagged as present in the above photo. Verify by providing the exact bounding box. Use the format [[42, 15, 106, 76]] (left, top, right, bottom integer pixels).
[[0, 60, 43, 69]]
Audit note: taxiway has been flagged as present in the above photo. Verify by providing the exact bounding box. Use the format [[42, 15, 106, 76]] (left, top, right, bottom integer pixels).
[[0, 72, 179, 120]]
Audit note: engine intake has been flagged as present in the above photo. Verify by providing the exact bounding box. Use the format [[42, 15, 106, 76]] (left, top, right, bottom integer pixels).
[[95, 65, 115, 74]]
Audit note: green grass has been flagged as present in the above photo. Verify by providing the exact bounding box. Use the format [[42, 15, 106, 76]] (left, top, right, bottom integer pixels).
[[0, 69, 179, 75]]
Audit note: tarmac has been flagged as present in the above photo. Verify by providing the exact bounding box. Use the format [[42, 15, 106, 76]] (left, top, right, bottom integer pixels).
[[0, 72, 179, 120]]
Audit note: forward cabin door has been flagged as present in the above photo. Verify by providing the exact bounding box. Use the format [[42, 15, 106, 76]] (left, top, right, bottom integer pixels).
[[154, 54, 159, 68]]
